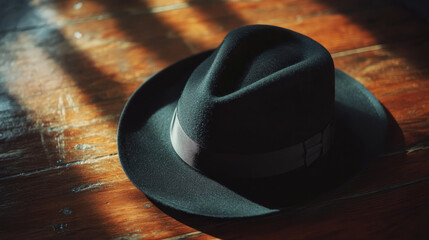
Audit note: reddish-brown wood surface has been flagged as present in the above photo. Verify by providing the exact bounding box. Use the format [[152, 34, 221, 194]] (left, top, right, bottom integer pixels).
[[1, 0, 428, 239]]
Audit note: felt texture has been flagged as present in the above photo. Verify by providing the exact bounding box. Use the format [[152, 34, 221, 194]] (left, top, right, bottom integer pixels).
[[178, 25, 334, 153], [117, 25, 388, 218]]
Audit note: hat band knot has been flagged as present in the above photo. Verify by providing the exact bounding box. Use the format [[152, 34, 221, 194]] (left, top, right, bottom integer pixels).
[[170, 107, 333, 178]]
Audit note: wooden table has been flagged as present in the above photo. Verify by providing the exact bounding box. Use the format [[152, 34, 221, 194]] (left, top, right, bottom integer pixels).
[[1, 0, 428, 239]]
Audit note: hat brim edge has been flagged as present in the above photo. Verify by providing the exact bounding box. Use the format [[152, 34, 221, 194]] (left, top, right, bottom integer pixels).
[[117, 50, 388, 218]]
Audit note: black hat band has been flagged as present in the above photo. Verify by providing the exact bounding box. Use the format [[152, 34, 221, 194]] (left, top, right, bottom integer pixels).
[[170, 107, 333, 178]]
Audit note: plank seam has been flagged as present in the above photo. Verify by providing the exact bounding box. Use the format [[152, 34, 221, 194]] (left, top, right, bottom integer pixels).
[[0, 153, 117, 181], [331, 44, 384, 58], [335, 174, 429, 202], [161, 231, 204, 240], [380, 138, 429, 157]]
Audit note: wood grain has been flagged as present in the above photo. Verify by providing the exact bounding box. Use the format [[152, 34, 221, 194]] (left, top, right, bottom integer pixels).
[[1, 0, 428, 239]]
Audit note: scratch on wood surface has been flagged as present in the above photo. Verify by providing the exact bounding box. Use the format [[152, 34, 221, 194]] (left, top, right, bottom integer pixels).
[[380, 139, 429, 157], [335, 175, 429, 202], [58, 95, 66, 122], [137, 204, 152, 209], [74, 143, 94, 151], [56, 134, 66, 160], [53, 96, 67, 159], [149, 2, 191, 14], [73, 2, 83, 10], [59, 208, 73, 215], [39, 130, 50, 158], [65, 94, 78, 113], [111, 230, 145, 240], [162, 232, 204, 240], [0, 149, 25, 160], [262, 175, 429, 221], [46, 114, 120, 133], [331, 44, 384, 58], [51, 223, 68, 233], [0, 153, 118, 181], [71, 181, 105, 193], [406, 141, 429, 154]]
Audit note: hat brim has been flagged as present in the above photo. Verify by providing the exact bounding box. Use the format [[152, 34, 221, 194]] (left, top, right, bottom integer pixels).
[[117, 50, 388, 218]]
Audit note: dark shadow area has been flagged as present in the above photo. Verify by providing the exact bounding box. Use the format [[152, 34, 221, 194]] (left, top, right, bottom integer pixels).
[[0, 83, 32, 161], [189, 0, 247, 28], [150, 104, 405, 238], [399, 0, 429, 21], [315, 0, 429, 76], [383, 103, 408, 152], [89, 0, 195, 63], [0, 0, 46, 33]]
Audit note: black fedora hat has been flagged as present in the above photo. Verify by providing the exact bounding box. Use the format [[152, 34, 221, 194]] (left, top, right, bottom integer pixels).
[[117, 25, 388, 218]]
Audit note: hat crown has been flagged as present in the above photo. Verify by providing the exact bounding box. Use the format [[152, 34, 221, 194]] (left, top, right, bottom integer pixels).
[[177, 25, 335, 153]]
